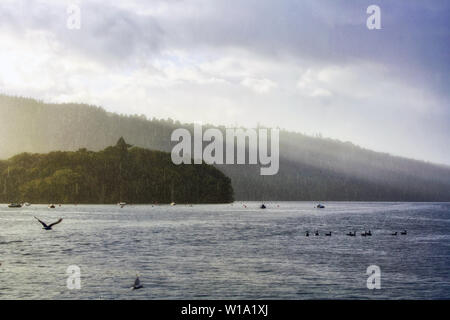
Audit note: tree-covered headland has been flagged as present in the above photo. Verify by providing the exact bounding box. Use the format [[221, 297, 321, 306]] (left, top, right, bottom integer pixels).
[[0, 138, 234, 204]]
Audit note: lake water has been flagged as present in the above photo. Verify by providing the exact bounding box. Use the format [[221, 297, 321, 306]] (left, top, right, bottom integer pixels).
[[0, 202, 449, 300]]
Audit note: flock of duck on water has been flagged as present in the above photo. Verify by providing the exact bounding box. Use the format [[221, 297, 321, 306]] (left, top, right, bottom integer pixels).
[[304, 230, 407, 237], [258, 203, 408, 237]]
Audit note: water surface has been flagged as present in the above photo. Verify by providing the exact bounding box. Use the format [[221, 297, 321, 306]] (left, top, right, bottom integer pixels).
[[0, 202, 449, 299]]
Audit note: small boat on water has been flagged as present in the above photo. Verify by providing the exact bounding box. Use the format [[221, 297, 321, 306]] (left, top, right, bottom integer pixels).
[[260, 204, 266, 209], [316, 204, 325, 209], [48, 204, 56, 209], [170, 202, 176, 206], [8, 203, 22, 208], [400, 230, 407, 235]]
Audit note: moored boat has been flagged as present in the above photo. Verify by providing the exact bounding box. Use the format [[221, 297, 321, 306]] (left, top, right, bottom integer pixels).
[[8, 203, 22, 208]]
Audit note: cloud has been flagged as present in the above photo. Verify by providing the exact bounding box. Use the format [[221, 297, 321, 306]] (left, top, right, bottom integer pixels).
[[241, 77, 277, 93], [0, 0, 448, 164]]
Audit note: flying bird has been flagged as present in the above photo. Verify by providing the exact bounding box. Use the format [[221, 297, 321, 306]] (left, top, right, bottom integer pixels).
[[132, 275, 143, 290], [34, 216, 63, 230]]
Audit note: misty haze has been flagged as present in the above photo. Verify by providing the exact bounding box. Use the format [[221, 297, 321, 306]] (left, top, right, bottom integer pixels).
[[0, 0, 449, 304]]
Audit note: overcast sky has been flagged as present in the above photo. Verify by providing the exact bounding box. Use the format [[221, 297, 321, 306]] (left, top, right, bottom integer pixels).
[[0, 0, 449, 165]]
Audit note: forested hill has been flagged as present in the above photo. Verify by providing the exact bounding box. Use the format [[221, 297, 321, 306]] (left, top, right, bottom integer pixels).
[[1, 94, 450, 201], [0, 138, 233, 204]]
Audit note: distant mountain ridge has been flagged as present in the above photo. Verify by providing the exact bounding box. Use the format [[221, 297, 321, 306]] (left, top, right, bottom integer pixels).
[[1, 94, 449, 201]]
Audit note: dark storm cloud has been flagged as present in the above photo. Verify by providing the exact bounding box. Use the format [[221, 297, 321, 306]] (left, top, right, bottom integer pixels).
[[1, 0, 448, 90], [152, 0, 449, 97]]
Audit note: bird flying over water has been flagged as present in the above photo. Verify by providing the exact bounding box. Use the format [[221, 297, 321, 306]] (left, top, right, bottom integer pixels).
[[34, 216, 63, 230]]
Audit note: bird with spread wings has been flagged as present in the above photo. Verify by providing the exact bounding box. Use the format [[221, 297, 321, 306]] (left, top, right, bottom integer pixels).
[[34, 216, 63, 230]]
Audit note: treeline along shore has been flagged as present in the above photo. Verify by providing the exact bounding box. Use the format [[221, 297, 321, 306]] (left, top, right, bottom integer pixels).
[[0, 138, 233, 204], [1, 95, 450, 201]]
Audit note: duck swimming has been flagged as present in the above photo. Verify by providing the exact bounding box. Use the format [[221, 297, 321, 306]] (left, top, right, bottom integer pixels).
[[132, 275, 143, 290]]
